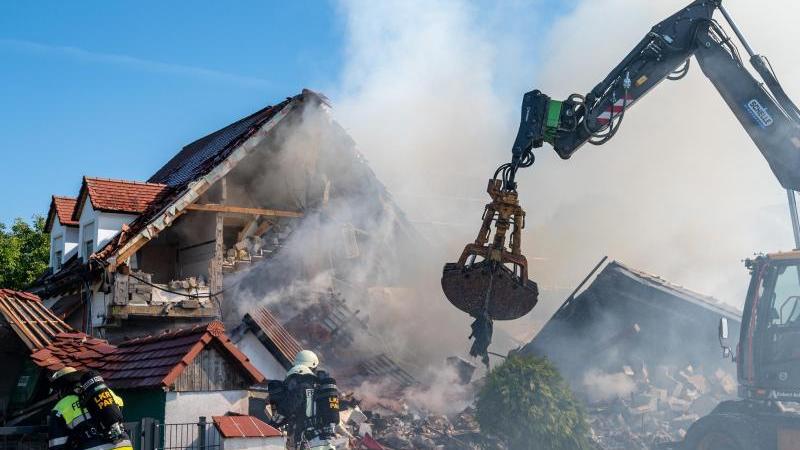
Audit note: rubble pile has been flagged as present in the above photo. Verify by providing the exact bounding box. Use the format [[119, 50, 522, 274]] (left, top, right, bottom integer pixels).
[[341, 402, 506, 450], [518, 260, 744, 449], [582, 364, 737, 449]]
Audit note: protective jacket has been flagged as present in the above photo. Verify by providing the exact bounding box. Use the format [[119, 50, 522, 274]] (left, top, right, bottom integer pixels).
[[268, 368, 340, 447], [48, 390, 131, 450]]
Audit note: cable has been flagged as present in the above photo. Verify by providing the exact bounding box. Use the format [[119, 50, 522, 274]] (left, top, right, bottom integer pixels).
[[127, 272, 224, 299], [667, 58, 691, 80]]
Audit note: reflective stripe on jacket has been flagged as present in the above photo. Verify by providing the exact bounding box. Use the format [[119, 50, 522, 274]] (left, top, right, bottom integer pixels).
[[48, 391, 128, 450]]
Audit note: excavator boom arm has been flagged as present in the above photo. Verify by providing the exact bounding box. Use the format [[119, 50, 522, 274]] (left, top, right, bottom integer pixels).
[[512, 0, 800, 191]]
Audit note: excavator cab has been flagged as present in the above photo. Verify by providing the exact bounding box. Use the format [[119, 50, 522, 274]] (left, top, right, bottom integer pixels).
[[737, 251, 800, 401]]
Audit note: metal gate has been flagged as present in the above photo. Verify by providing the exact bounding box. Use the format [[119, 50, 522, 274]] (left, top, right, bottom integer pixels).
[[153, 417, 220, 450], [0, 418, 220, 450]]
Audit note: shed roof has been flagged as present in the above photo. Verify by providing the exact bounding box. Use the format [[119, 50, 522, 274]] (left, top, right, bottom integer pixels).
[[73, 176, 171, 220], [242, 306, 303, 369], [212, 415, 281, 438], [0, 289, 73, 351], [30, 321, 265, 389], [45, 196, 79, 232]]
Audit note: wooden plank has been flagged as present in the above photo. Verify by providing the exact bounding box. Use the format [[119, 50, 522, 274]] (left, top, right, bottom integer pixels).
[[185, 203, 303, 218], [209, 213, 224, 306]]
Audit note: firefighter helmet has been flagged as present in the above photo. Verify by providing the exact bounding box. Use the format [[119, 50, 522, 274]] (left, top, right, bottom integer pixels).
[[50, 367, 78, 383], [286, 364, 314, 377], [293, 350, 319, 370]]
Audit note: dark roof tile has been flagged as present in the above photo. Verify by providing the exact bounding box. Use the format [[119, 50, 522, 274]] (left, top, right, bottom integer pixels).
[[0, 289, 73, 351], [30, 321, 265, 388]]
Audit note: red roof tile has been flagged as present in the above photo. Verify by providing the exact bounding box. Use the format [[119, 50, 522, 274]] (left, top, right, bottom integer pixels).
[[29, 321, 265, 389], [45, 196, 79, 232], [73, 177, 170, 220], [244, 307, 303, 369], [0, 289, 73, 351], [212, 416, 281, 439]]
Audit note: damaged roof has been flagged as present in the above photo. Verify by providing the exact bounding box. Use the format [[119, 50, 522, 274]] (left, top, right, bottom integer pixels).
[[45, 196, 79, 232], [94, 91, 321, 265], [521, 259, 742, 370], [609, 261, 741, 319], [242, 307, 303, 370], [30, 321, 265, 388], [148, 99, 292, 188], [73, 176, 171, 220], [0, 289, 73, 351]]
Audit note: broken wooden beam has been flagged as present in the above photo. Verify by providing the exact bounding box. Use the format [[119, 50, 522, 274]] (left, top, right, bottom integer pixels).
[[185, 203, 303, 218]]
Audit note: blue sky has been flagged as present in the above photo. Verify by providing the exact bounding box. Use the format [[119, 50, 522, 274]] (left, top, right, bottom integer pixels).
[[0, 1, 347, 224], [0, 0, 572, 225]]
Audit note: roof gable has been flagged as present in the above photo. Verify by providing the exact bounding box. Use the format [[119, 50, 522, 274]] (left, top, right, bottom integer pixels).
[[94, 91, 321, 266], [0, 289, 73, 351], [30, 321, 265, 389], [45, 196, 79, 232], [73, 177, 170, 220], [148, 97, 295, 188]]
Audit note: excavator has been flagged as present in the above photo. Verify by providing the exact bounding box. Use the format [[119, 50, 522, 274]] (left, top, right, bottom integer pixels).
[[441, 1, 800, 448]]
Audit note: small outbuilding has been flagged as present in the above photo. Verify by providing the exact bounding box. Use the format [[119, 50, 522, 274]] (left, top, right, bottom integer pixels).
[[213, 415, 285, 450], [30, 321, 265, 424]]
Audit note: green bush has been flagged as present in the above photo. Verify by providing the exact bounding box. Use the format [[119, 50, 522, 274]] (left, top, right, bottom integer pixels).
[[476, 355, 594, 450]]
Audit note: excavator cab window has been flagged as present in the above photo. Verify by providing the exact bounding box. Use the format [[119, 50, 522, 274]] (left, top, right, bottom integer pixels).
[[767, 265, 800, 328]]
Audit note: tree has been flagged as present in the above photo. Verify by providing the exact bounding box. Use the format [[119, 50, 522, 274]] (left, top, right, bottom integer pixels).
[[476, 355, 594, 450], [0, 216, 50, 290]]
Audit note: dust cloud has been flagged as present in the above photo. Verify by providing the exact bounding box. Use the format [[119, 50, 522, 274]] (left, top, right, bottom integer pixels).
[[331, 0, 800, 337], [231, 1, 800, 402]]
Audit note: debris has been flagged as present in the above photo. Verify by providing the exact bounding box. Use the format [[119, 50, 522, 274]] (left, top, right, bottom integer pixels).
[[518, 260, 743, 449]]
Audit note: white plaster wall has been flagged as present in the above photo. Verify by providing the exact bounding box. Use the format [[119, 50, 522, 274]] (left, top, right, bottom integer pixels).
[[235, 332, 287, 381], [97, 212, 136, 248], [50, 220, 79, 270], [64, 226, 79, 258], [164, 391, 249, 424], [78, 202, 98, 260], [50, 220, 63, 268], [77, 202, 137, 259], [222, 437, 285, 450]]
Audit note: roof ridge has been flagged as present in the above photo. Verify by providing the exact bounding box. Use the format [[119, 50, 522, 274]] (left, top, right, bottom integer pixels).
[[84, 176, 168, 187], [52, 195, 77, 200]]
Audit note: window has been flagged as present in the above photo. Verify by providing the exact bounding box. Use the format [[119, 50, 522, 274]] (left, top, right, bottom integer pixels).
[[83, 222, 95, 260], [768, 264, 800, 327], [52, 235, 63, 269]]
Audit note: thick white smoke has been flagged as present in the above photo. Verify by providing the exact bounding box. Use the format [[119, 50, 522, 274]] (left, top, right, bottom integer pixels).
[[331, 0, 800, 339]]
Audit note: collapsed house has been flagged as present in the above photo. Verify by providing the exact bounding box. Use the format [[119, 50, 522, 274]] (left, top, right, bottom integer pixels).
[[16, 90, 433, 440], [30, 89, 418, 345], [519, 260, 742, 449]]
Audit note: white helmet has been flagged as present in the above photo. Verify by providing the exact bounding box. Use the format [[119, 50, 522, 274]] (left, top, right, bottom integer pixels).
[[50, 366, 77, 383], [286, 364, 314, 377], [293, 350, 319, 370]]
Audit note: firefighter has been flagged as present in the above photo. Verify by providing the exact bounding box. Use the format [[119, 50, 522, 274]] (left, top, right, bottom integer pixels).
[[267, 351, 340, 450], [48, 367, 132, 450]]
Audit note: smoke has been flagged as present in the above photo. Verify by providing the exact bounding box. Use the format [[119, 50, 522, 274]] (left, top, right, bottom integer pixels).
[[331, 0, 800, 326], [582, 369, 636, 403], [228, 1, 800, 411]]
